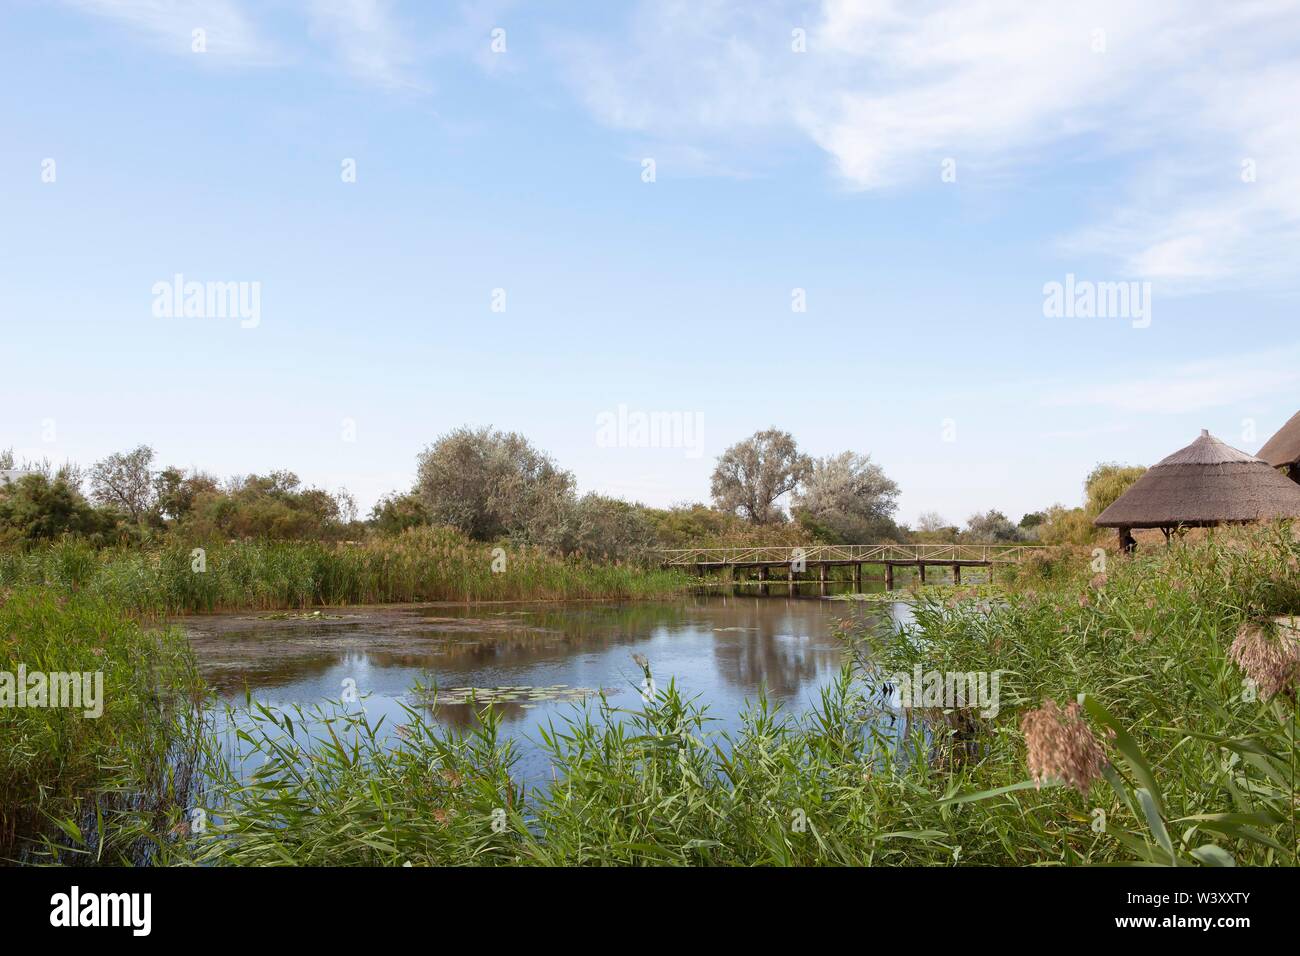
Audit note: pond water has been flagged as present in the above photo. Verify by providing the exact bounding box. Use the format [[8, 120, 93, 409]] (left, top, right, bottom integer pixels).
[[183, 584, 911, 782]]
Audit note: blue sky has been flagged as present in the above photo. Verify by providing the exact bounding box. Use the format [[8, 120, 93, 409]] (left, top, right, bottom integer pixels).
[[3, 0, 1299, 525]]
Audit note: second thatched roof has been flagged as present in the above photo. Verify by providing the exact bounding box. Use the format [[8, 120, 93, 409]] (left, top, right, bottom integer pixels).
[[1257, 410, 1300, 468], [1094, 430, 1300, 529]]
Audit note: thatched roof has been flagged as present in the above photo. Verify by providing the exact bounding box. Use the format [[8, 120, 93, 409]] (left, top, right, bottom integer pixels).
[[1257, 410, 1300, 468], [1094, 430, 1300, 529]]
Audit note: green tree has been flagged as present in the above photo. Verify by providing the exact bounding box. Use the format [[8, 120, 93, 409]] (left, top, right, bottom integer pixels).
[[369, 491, 430, 534], [710, 428, 811, 525], [154, 467, 220, 523], [0, 474, 118, 542], [1084, 462, 1147, 517], [570, 494, 657, 563], [177, 471, 355, 540], [90, 445, 157, 523], [963, 509, 1025, 542], [1036, 504, 1094, 545], [791, 451, 901, 542], [415, 426, 576, 542]]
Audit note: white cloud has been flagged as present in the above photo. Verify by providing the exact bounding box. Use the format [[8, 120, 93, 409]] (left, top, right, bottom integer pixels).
[[66, 0, 427, 90], [305, 0, 417, 90], [1045, 346, 1300, 414], [65, 0, 269, 61], [556, 0, 1300, 288]]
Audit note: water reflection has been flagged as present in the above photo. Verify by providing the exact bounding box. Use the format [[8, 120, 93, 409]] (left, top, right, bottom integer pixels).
[[183, 589, 902, 779]]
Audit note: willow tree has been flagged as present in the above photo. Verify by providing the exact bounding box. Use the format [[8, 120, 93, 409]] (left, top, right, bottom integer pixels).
[[710, 428, 811, 525], [791, 451, 900, 542], [415, 426, 575, 543]]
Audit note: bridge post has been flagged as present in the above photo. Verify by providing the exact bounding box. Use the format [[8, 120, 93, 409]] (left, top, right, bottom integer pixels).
[[952, 564, 961, 584], [885, 564, 894, 590], [758, 565, 768, 582], [919, 562, 927, 584], [852, 563, 861, 590], [818, 563, 828, 583]]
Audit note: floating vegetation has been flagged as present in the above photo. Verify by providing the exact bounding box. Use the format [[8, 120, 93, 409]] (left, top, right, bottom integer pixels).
[[410, 681, 607, 708], [258, 609, 344, 621]]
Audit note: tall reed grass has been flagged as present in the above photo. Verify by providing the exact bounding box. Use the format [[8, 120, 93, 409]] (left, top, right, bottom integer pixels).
[[854, 522, 1300, 865], [0, 590, 202, 863], [154, 525, 1298, 866], [0, 526, 690, 615], [10, 526, 1297, 865]]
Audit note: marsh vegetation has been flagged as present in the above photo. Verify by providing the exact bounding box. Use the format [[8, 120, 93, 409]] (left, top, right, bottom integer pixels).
[[5, 525, 1296, 866]]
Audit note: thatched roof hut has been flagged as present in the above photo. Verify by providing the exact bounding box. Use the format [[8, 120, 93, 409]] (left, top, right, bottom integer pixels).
[[1094, 430, 1300, 550], [1257, 410, 1300, 480]]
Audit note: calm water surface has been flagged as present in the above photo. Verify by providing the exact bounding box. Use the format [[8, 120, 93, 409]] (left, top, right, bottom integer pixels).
[[183, 585, 910, 781]]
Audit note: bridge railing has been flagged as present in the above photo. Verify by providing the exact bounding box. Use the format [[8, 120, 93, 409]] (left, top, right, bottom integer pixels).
[[657, 543, 1046, 566]]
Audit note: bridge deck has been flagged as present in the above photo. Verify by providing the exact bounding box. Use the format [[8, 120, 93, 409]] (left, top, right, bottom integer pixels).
[[659, 543, 1042, 568]]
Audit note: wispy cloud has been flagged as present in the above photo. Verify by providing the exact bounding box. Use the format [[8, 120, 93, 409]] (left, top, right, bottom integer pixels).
[[65, 0, 270, 61], [305, 0, 418, 91], [555, 0, 1300, 289], [1044, 346, 1300, 414], [65, 0, 428, 90]]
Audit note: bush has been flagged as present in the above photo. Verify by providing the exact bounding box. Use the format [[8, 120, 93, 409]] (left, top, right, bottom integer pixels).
[[415, 427, 574, 542], [0, 474, 121, 544]]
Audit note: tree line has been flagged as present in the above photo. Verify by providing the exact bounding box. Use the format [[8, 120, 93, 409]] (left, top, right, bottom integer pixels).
[[0, 429, 1144, 554]]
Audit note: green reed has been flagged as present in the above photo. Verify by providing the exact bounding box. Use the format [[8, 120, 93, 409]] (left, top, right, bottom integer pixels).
[[152, 526, 1297, 867], [0, 590, 203, 863], [10, 526, 1298, 866], [0, 526, 691, 615], [851, 522, 1300, 865]]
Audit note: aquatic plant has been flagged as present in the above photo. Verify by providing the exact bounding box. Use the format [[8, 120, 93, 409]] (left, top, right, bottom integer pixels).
[[12, 523, 1299, 866], [0, 526, 691, 615], [0, 589, 203, 863]]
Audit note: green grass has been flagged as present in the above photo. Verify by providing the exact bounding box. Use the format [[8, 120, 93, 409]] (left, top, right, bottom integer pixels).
[[0, 526, 692, 615], [157, 525, 1297, 866], [0, 590, 203, 863], [8, 525, 1298, 865], [852, 522, 1300, 865], [830, 582, 1000, 603]]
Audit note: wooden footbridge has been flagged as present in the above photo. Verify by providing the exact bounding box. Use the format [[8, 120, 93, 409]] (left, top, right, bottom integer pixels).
[[659, 543, 1043, 590]]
